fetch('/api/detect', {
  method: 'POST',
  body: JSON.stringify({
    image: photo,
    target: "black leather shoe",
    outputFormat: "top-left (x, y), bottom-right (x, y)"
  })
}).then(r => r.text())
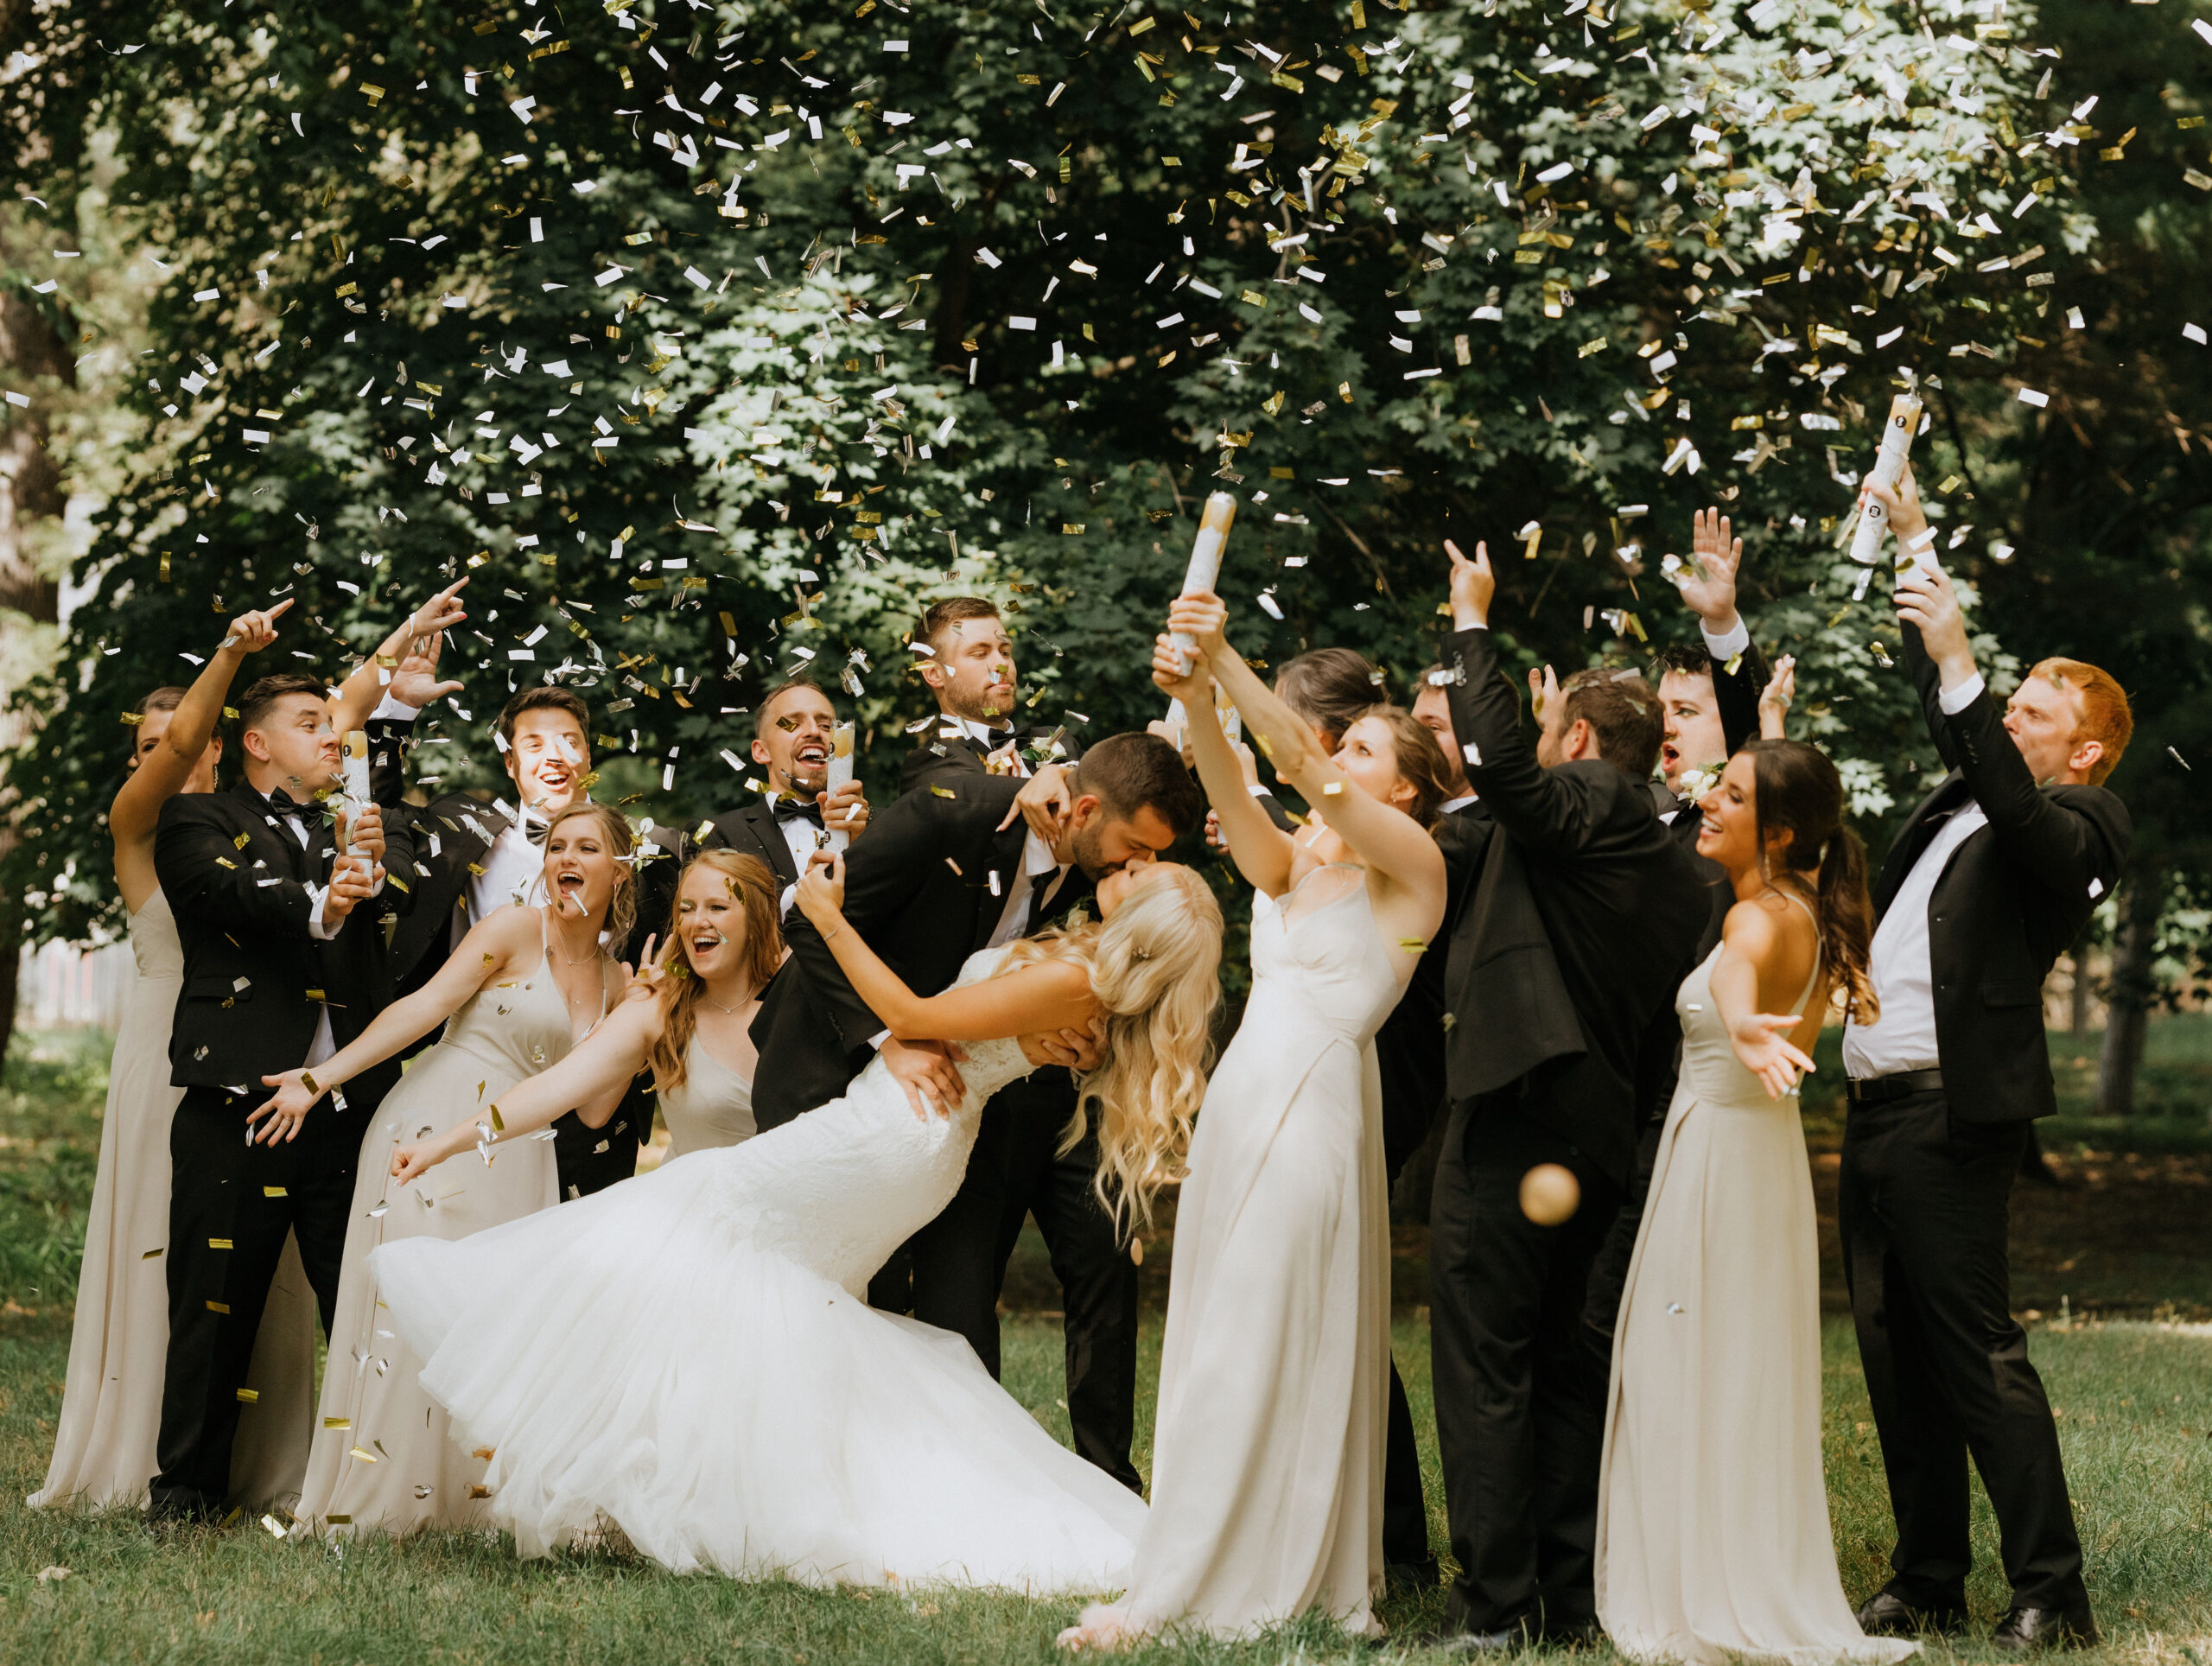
top-left (1853, 1592), bottom-right (1968, 1636)
top-left (1386, 1557), bottom-right (1441, 1593)
top-left (1992, 1605), bottom-right (2099, 1651)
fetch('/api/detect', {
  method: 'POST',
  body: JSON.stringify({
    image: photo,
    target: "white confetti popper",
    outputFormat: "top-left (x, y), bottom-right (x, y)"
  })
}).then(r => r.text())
top-left (1168, 493), bottom-right (1238, 676)
top-left (826, 720), bottom-right (856, 828)
top-left (338, 729), bottom-right (371, 855)
top-left (1847, 392), bottom-right (1925, 567)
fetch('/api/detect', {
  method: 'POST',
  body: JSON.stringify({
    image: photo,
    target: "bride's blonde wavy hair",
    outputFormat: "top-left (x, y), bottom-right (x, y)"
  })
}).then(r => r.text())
top-left (1003, 862), bottom-right (1224, 1235)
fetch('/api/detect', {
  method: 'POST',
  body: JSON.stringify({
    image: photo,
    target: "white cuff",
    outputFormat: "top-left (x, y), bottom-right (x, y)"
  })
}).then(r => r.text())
top-left (370, 693), bottom-right (423, 723)
top-left (1249, 783), bottom-right (1274, 799)
top-left (1700, 616), bottom-right (1751, 664)
top-left (869, 1029), bottom-right (891, 1050)
top-left (1937, 671), bottom-right (1986, 715)
top-left (778, 881), bottom-right (799, 918)
top-left (307, 883), bottom-right (334, 940)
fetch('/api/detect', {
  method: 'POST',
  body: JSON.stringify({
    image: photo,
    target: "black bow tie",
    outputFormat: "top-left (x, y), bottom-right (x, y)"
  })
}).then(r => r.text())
top-left (773, 797), bottom-right (824, 827)
top-left (522, 817), bottom-right (550, 847)
top-left (266, 789), bottom-right (315, 817)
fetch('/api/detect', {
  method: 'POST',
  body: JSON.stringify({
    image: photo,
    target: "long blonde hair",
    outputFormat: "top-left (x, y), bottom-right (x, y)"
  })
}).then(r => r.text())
top-left (1006, 863), bottom-right (1224, 1234)
top-left (647, 848), bottom-right (783, 1096)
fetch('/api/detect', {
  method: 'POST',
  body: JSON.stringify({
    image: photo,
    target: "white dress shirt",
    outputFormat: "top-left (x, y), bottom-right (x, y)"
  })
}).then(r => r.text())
top-left (1842, 671), bottom-right (1990, 1080)
top-left (266, 793), bottom-right (349, 1068)
top-left (460, 811), bottom-right (547, 947)
top-left (1440, 792), bottom-right (1478, 816)
top-left (768, 791), bottom-right (850, 919)
top-left (987, 830), bottom-right (1071, 949)
top-left (947, 715), bottom-right (1029, 777)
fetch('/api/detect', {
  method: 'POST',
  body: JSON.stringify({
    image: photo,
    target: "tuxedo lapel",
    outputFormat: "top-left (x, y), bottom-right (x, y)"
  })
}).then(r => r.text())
top-left (972, 823), bottom-right (1030, 953)
top-left (1874, 773), bottom-right (1972, 916)
top-left (722, 802), bottom-right (801, 888)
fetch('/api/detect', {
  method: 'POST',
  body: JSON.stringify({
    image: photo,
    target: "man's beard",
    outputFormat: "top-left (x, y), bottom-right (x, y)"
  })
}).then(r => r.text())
top-left (1068, 817), bottom-right (1110, 881)
top-left (779, 760), bottom-right (829, 798)
top-left (942, 677), bottom-right (1014, 727)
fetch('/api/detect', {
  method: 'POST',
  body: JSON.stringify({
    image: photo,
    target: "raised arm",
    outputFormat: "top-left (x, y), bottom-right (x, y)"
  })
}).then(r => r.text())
top-left (111, 601), bottom-right (293, 856)
top-left (795, 855), bottom-right (1095, 1043)
top-left (390, 995), bottom-right (663, 1182)
top-left (1440, 541), bottom-right (1618, 853)
top-left (249, 903), bottom-right (537, 1142)
top-left (328, 581), bottom-right (469, 740)
top-left (1670, 507), bottom-right (1768, 756)
top-left (1166, 593), bottom-right (1446, 908)
top-left (1149, 627), bottom-right (1298, 897)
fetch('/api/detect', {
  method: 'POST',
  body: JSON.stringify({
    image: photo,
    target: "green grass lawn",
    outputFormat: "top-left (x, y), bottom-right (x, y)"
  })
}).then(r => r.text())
top-left (4, 1029), bottom-right (2210, 1663)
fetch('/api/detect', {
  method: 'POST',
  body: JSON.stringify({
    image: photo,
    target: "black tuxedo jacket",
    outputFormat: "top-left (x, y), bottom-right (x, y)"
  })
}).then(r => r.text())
top-left (1376, 804), bottom-right (1495, 1177)
top-left (1440, 627), bottom-right (1708, 1184)
top-left (155, 780), bottom-right (416, 1103)
top-left (748, 773), bottom-right (1094, 1131)
top-left (899, 722), bottom-right (1077, 793)
top-left (1869, 622), bottom-right (2131, 1122)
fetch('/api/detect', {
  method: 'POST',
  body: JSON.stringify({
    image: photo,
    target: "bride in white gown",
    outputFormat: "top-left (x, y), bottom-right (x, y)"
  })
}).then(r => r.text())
top-left (371, 846), bottom-right (1222, 1590)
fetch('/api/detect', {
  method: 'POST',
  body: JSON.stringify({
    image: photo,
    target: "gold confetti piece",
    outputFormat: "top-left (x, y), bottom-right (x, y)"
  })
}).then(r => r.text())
top-left (467, 1484), bottom-right (493, 1500)
top-left (235, 1388), bottom-right (259, 1402)
top-left (1398, 938), bottom-right (1428, 953)
top-left (264, 1186), bottom-right (288, 1197)
top-left (324, 1416), bottom-right (352, 1429)
top-left (261, 1513), bottom-right (289, 1539)
top-left (349, 1446), bottom-right (379, 1463)
top-left (327, 1514), bottom-right (352, 1525)
top-left (143, 1248), bottom-right (163, 1259)
top-left (207, 1300), bottom-right (230, 1313)
top-left (472, 1446), bottom-right (495, 1460)
top-left (208, 1237), bottom-right (232, 1250)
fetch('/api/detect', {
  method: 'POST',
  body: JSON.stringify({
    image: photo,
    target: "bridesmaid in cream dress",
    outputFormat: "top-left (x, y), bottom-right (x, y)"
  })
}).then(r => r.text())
top-left (29, 583), bottom-right (464, 1514)
top-left (1599, 741), bottom-right (1916, 1666)
top-left (257, 803), bottom-right (634, 1536)
top-left (1059, 593), bottom-right (1449, 1648)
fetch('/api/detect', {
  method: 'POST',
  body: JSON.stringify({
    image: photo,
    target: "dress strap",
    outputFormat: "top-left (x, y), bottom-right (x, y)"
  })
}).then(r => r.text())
top-left (1777, 887), bottom-right (1822, 1014)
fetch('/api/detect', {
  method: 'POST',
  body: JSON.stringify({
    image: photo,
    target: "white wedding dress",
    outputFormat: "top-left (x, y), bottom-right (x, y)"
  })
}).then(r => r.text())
top-left (371, 945), bottom-right (1145, 1589)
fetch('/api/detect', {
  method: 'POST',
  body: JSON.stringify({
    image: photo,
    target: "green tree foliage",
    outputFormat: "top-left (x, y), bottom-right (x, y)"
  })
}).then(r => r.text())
top-left (0, 0), bottom-right (2146, 949)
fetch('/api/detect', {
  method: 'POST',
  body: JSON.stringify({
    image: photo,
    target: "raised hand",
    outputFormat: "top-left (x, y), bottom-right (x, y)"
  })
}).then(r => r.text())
top-left (1863, 462), bottom-right (1930, 557)
top-left (221, 597), bottom-right (296, 656)
top-left (1758, 655), bottom-right (1797, 741)
top-left (1729, 1010), bottom-right (1817, 1100)
top-left (1164, 590), bottom-right (1230, 658)
top-left (1151, 633), bottom-right (1211, 705)
top-left (407, 578), bottom-right (469, 645)
top-left (1673, 508), bottom-right (1744, 630)
top-left (1526, 662), bottom-right (1563, 728)
top-left (819, 779), bottom-right (869, 835)
top-left (1893, 555), bottom-right (1976, 684)
top-left (386, 630), bottom-right (462, 709)
top-left (1446, 538), bottom-right (1493, 630)
top-left (999, 761), bottom-right (1074, 841)
top-left (340, 802), bottom-right (387, 867)
top-left (620, 934), bottom-right (668, 1003)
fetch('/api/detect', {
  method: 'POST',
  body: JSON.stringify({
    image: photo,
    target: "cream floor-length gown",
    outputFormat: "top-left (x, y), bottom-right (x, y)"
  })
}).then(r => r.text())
top-left (1083, 865), bottom-right (1404, 1641)
top-left (29, 887), bottom-right (318, 1512)
top-left (1598, 901), bottom-right (1920, 1666)
top-left (299, 908), bottom-right (601, 1536)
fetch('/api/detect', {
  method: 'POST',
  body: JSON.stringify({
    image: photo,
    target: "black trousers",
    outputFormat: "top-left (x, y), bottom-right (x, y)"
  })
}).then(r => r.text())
top-left (151, 1085), bottom-right (358, 1517)
top-left (1430, 1092), bottom-right (1623, 1634)
top-left (1580, 1113), bottom-right (1664, 1356)
top-left (1382, 1354), bottom-right (1433, 1571)
top-left (1840, 1091), bottom-right (2088, 1612)
top-left (868, 1074), bottom-right (1141, 1492)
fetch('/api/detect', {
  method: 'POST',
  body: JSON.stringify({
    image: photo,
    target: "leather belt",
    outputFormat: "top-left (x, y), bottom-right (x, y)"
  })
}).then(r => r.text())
top-left (1847, 1068), bottom-right (1945, 1106)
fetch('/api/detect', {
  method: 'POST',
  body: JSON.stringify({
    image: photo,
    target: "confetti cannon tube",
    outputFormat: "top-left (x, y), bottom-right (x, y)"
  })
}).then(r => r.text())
top-left (337, 729), bottom-right (371, 855)
top-left (1169, 493), bottom-right (1238, 675)
top-left (826, 721), bottom-right (857, 827)
top-left (1847, 392), bottom-right (1924, 566)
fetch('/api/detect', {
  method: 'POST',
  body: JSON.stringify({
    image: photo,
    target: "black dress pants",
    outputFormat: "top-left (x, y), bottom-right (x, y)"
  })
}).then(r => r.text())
top-left (1382, 1354), bottom-right (1433, 1571)
top-left (991, 1071), bottom-right (1141, 1493)
top-left (1580, 1113), bottom-right (1664, 1356)
top-left (151, 1086), bottom-right (358, 1517)
top-left (1840, 1091), bottom-right (2088, 1612)
top-left (1430, 1092), bottom-right (1623, 1635)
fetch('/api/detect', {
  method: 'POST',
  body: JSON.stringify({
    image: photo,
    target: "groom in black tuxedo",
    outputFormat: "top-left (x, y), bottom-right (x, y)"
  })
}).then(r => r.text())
top-left (1427, 543), bottom-right (1707, 1647)
top-left (749, 731), bottom-right (1203, 1472)
top-left (149, 673), bottom-right (417, 1519)
top-left (1841, 480), bottom-right (2128, 1651)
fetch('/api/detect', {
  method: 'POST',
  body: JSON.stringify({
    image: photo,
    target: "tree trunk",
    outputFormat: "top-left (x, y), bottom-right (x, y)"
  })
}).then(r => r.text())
top-left (2068, 931), bottom-right (2094, 1037)
top-left (2094, 869), bottom-right (2162, 1117)
top-left (0, 232), bottom-right (79, 1066)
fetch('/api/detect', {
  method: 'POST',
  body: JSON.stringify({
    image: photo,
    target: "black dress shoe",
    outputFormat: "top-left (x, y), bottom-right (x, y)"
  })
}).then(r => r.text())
top-left (1386, 1557), bottom-right (1441, 1593)
top-left (1854, 1592), bottom-right (1968, 1636)
top-left (1992, 1604), bottom-right (2099, 1652)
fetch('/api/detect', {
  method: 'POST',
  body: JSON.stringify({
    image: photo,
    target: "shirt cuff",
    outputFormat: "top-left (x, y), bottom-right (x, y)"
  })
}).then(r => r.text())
top-left (778, 881), bottom-right (799, 918)
top-left (1249, 783), bottom-right (1274, 799)
top-left (869, 1030), bottom-right (891, 1051)
top-left (1700, 616), bottom-right (1751, 664)
top-left (1937, 671), bottom-right (1986, 715)
top-left (306, 883), bottom-right (334, 941)
top-left (370, 693), bottom-right (423, 723)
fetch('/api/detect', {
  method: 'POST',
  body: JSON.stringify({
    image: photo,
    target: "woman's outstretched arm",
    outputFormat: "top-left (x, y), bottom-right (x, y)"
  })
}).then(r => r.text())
top-left (1151, 632), bottom-right (1299, 898)
top-left (390, 995), bottom-right (663, 1182)
top-left (796, 855), bottom-right (1096, 1044)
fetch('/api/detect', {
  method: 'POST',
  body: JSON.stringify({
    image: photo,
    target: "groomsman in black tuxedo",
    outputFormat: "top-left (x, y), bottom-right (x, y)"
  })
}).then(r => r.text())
top-left (1426, 542), bottom-right (1707, 1648)
top-left (367, 665), bottom-right (640, 1198)
top-left (149, 674), bottom-right (417, 1519)
top-left (750, 731), bottom-right (1202, 1489)
top-left (1582, 511), bottom-right (1778, 1350)
top-left (1841, 474), bottom-right (2129, 1651)
top-left (633, 675), bottom-right (872, 932)
top-left (899, 595), bottom-right (1075, 789)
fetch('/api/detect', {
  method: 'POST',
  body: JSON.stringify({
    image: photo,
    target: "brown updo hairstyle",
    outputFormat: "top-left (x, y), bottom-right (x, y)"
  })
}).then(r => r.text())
top-left (1275, 647), bottom-right (1386, 751)
top-left (537, 801), bottom-right (639, 951)
top-left (1741, 738), bottom-right (1878, 1025)
top-left (1350, 703), bottom-right (1458, 829)
top-left (645, 848), bottom-right (783, 1095)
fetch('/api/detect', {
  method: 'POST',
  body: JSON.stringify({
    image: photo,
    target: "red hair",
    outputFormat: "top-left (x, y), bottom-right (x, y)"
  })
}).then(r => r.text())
top-left (2026, 658), bottom-right (2132, 785)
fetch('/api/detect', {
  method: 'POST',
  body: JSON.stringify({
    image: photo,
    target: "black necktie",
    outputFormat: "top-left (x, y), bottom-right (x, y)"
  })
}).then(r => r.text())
top-left (773, 797), bottom-right (824, 829)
